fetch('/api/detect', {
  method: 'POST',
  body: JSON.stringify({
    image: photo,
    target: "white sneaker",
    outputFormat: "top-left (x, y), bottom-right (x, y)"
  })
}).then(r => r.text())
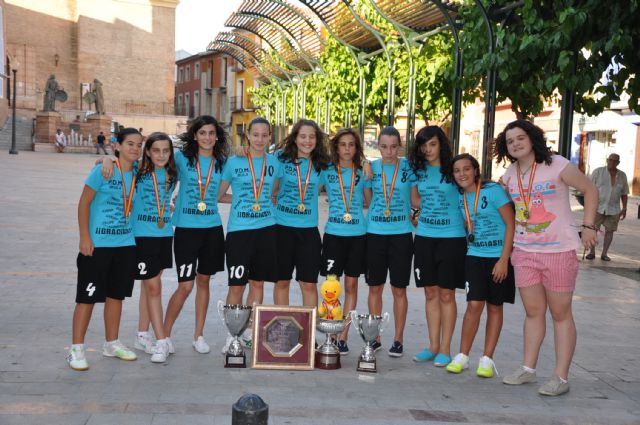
top-left (446, 353), bottom-right (469, 374)
top-left (67, 346), bottom-right (89, 371)
top-left (134, 332), bottom-right (155, 354)
top-left (103, 340), bottom-right (137, 361)
top-left (192, 336), bottom-right (210, 354)
top-left (241, 328), bottom-right (253, 349)
top-left (166, 337), bottom-right (175, 355)
top-left (222, 333), bottom-right (234, 355)
top-left (151, 340), bottom-right (169, 363)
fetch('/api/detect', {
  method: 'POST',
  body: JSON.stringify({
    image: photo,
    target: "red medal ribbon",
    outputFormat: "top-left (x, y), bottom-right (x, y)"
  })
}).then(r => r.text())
top-left (516, 161), bottom-right (537, 219)
top-left (381, 160), bottom-right (399, 212)
top-left (295, 158), bottom-right (313, 206)
top-left (247, 151), bottom-right (267, 206)
top-left (151, 170), bottom-right (169, 226)
top-left (462, 182), bottom-right (481, 238)
top-left (115, 159), bottom-right (136, 223)
top-left (196, 157), bottom-right (214, 206)
top-left (336, 163), bottom-right (356, 215)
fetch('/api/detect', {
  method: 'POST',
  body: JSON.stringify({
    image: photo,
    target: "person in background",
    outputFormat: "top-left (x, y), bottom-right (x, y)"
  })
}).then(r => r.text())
top-left (55, 129), bottom-right (66, 153)
top-left (96, 131), bottom-right (108, 155)
top-left (586, 153), bottom-right (628, 261)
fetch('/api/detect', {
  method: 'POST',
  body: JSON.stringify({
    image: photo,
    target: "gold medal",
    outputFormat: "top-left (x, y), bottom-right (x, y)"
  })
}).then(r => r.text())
top-left (383, 209), bottom-right (391, 217)
top-left (157, 220), bottom-right (165, 229)
top-left (516, 161), bottom-right (537, 223)
top-left (252, 203), bottom-right (261, 212)
top-left (298, 203), bottom-right (306, 212)
top-left (343, 213), bottom-right (352, 222)
top-left (196, 157), bottom-right (214, 214)
top-left (295, 159), bottom-right (313, 215)
top-left (115, 159), bottom-right (136, 225)
top-left (381, 160), bottom-right (399, 220)
top-left (523, 210), bottom-right (530, 220)
top-left (336, 162), bottom-right (356, 226)
top-left (197, 201), bottom-right (207, 212)
top-left (151, 170), bottom-right (170, 230)
top-left (247, 151), bottom-right (267, 212)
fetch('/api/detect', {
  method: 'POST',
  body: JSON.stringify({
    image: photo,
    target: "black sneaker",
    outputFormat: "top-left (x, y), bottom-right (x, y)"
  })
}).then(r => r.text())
top-left (337, 340), bottom-right (349, 355)
top-left (388, 341), bottom-right (403, 357)
top-left (371, 341), bottom-right (382, 352)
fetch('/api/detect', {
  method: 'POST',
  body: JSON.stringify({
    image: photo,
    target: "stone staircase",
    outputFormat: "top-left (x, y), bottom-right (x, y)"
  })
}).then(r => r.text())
top-left (0, 115), bottom-right (34, 151)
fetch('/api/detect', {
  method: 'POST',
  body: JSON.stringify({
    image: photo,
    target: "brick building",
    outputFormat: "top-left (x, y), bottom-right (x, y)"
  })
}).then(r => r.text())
top-left (4, 0), bottom-right (179, 117)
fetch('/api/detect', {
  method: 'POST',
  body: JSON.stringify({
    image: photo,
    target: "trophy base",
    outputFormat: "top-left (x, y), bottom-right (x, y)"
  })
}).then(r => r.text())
top-left (224, 353), bottom-right (246, 368)
top-left (357, 358), bottom-right (377, 373)
top-left (315, 350), bottom-right (341, 370)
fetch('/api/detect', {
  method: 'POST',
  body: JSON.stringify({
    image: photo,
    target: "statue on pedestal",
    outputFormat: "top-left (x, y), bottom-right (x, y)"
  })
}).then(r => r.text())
top-left (43, 75), bottom-right (67, 112)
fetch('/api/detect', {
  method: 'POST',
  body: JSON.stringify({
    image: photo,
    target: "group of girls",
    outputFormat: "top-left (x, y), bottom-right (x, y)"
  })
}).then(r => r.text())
top-left (68, 116), bottom-right (597, 398)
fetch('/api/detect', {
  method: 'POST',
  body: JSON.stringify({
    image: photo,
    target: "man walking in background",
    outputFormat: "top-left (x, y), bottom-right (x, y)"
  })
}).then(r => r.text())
top-left (586, 153), bottom-right (628, 261)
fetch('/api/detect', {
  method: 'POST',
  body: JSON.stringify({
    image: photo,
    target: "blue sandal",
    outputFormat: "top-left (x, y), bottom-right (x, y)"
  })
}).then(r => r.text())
top-left (413, 348), bottom-right (436, 362)
top-left (434, 353), bottom-right (452, 367)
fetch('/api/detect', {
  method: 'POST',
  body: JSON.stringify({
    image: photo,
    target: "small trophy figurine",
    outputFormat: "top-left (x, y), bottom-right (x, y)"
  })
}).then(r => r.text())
top-left (315, 275), bottom-right (345, 370)
top-left (217, 300), bottom-right (252, 368)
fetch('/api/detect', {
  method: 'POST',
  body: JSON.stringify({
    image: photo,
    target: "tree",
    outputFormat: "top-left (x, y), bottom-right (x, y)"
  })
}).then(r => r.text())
top-left (457, 0), bottom-right (640, 119)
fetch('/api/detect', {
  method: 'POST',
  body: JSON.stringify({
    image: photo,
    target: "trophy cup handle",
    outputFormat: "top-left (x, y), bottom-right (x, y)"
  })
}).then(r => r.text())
top-left (216, 300), bottom-right (226, 325)
top-left (349, 310), bottom-right (359, 334)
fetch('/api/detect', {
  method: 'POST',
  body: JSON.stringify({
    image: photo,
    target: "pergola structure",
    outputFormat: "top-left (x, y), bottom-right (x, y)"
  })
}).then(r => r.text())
top-left (207, 0), bottom-right (578, 178)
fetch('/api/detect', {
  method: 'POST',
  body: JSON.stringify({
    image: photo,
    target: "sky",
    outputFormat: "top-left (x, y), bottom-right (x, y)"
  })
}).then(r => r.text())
top-left (175, 0), bottom-right (243, 54)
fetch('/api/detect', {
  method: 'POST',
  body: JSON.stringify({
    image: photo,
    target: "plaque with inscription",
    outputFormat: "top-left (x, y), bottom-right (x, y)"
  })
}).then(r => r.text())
top-left (251, 305), bottom-right (316, 370)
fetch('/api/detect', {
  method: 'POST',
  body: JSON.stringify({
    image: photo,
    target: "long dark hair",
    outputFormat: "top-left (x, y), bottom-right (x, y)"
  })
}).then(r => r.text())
top-left (329, 128), bottom-right (365, 169)
top-left (138, 132), bottom-right (177, 187)
top-left (493, 119), bottom-right (553, 166)
top-left (450, 153), bottom-right (483, 193)
top-left (278, 119), bottom-right (329, 172)
top-left (114, 127), bottom-right (142, 158)
top-left (180, 115), bottom-right (229, 171)
top-left (409, 126), bottom-right (453, 182)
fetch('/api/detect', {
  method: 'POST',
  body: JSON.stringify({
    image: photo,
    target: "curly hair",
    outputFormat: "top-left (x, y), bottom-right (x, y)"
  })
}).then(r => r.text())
top-left (409, 125), bottom-right (453, 182)
top-left (138, 132), bottom-right (177, 187)
top-left (277, 119), bottom-right (329, 172)
top-left (179, 115), bottom-right (229, 172)
top-left (329, 128), bottom-right (365, 169)
top-left (493, 119), bottom-right (552, 166)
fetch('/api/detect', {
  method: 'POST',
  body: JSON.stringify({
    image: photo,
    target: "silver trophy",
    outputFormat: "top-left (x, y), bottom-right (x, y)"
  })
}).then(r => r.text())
top-left (350, 310), bottom-right (390, 373)
top-left (217, 300), bottom-right (252, 368)
top-left (315, 318), bottom-right (346, 370)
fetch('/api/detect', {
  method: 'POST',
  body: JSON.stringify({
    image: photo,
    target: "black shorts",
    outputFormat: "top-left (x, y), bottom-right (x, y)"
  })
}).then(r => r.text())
top-left (321, 233), bottom-right (366, 278)
top-left (414, 235), bottom-right (467, 290)
top-left (76, 246), bottom-right (137, 304)
top-left (135, 236), bottom-right (173, 280)
top-left (276, 224), bottom-right (321, 283)
top-left (173, 226), bottom-right (225, 282)
top-left (365, 233), bottom-right (413, 288)
top-left (226, 225), bottom-right (278, 286)
top-left (464, 255), bottom-right (515, 305)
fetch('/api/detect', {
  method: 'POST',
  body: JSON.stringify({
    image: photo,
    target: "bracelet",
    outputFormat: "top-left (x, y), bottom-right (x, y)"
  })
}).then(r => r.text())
top-left (581, 224), bottom-right (597, 231)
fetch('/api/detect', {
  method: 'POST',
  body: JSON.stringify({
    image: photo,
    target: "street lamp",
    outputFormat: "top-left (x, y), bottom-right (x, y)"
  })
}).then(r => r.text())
top-left (9, 66), bottom-right (18, 155)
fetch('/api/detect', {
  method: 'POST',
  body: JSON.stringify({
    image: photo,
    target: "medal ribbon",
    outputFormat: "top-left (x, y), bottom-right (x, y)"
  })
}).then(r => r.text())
top-left (151, 170), bottom-right (169, 226)
top-left (462, 182), bottom-right (481, 237)
top-left (336, 163), bottom-right (356, 215)
top-left (516, 161), bottom-right (537, 218)
top-left (196, 157), bottom-right (214, 206)
top-left (295, 159), bottom-right (313, 206)
top-left (115, 159), bottom-right (136, 222)
top-left (381, 160), bottom-right (400, 212)
top-left (247, 151), bottom-right (267, 206)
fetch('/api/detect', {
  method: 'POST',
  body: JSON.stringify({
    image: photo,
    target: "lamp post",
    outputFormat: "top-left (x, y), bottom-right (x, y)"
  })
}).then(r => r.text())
top-left (9, 68), bottom-right (18, 155)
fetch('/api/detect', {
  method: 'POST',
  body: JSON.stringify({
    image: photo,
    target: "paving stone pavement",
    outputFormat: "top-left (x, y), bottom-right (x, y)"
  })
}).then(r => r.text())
top-left (1, 152), bottom-right (638, 425)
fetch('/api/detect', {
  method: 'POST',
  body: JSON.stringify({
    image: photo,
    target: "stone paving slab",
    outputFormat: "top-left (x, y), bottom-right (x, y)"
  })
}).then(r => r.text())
top-left (0, 152), bottom-right (638, 424)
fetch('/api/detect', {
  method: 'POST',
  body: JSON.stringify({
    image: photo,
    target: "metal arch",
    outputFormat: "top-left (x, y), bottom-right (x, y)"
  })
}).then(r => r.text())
top-left (226, 13), bottom-right (313, 72)
top-left (474, 0), bottom-right (497, 180)
top-left (431, 0), bottom-right (463, 154)
top-left (206, 42), bottom-right (270, 83)
top-left (208, 41), bottom-right (279, 83)
top-left (232, 12), bottom-right (318, 73)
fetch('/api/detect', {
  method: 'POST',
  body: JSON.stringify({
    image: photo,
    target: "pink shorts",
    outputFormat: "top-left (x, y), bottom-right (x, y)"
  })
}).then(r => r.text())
top-left (511, 248), bottom-right (578, 293)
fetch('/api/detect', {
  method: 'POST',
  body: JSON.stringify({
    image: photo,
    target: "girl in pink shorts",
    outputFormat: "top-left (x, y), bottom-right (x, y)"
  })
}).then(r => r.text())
top-left (494, 120), bottom-right (597, 396)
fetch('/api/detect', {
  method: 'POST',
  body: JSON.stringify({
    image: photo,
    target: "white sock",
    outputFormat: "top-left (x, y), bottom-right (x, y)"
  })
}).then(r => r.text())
top-left (105, 339), bottom-right (117, 345)
top-left (71, 343), bottom-right (84, 351)
top-left (558, 376), bottom-right (568, 383)
top-left (523, 365), bottom-right (536, 373)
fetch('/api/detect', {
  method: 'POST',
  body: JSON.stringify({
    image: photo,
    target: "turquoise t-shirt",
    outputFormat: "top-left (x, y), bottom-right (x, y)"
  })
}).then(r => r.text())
top-left (222, 154), bottom-right (280, 232)
top-left (84, 164), bottom-right (136, 248)
top-left (275, 157), bottom-right (323, 228)
top-left (321, 164), bottom-right (366, 236)
top-left (457, 182), bottom-right (511, 258)
top-left (171, 150), bottom-right (223, 228)
top-left (415, 165), bottom-right (466, 238)
top-left (365, 158), bottom-right (416, 235)
top-left (132, 168), bottom-right (175, 237)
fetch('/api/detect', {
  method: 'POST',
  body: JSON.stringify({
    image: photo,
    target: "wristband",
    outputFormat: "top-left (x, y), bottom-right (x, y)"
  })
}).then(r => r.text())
top-left (581, 224), bottom-right (597, 231)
